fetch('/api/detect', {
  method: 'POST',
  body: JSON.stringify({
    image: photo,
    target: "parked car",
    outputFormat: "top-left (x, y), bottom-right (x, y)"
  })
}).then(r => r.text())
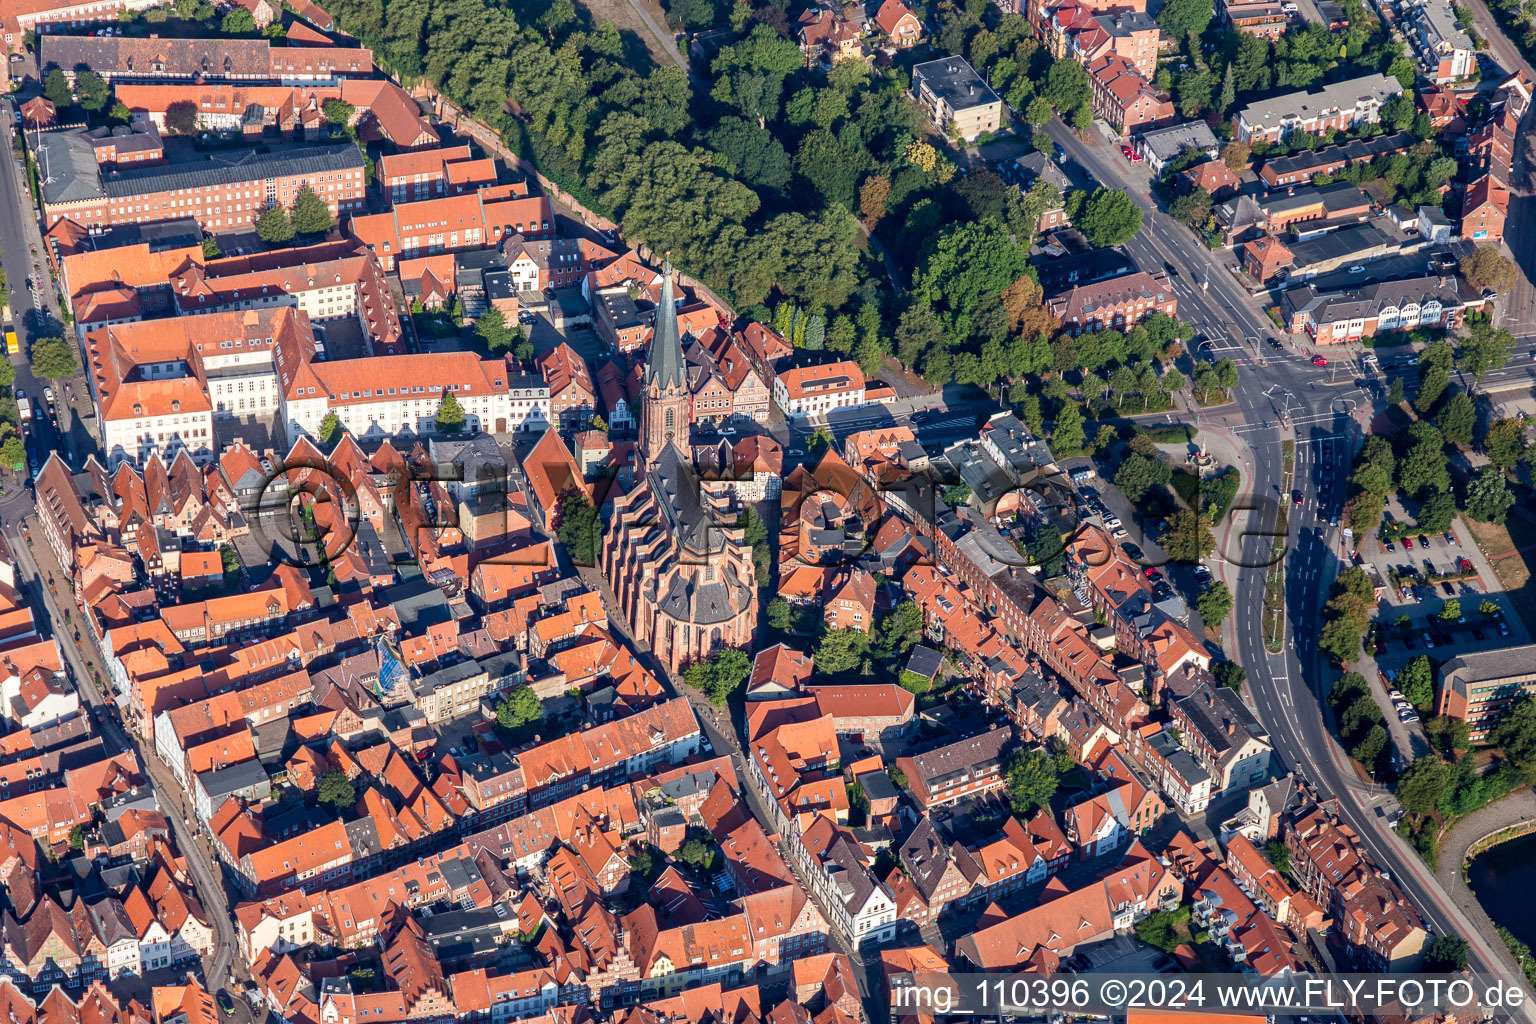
top-left (1445, 531), bottom-right (1457, 545)
top-left (1404, 537), bottom-right (1413, 549)
top-left (1458, 556), bottom-right (1474, 573)
top-left (1419, 534), bottom-right (1431, 548)
top-left (1441, 581), bottom-right (1456, 596)
top-left (1472, 627), bottom-right (1485, 640)
top-left (1499, 621), bottom-right (1511, 636)
top-left (1123, 542), bottom-right (1144, 560)
top-left (1423, 633), bottom-right (1435, 648)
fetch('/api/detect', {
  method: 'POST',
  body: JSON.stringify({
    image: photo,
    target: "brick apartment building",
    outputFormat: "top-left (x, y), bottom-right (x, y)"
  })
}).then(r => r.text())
top-left (1437, 645), bottom-right (1536, 741)
top-left (538, 342), bottom-right (597, 429)
top-left (40, 36), bottom-right (373, 83)
top-left (1258, 131), bottom-right (1415, 188)
top-left (1087, 54), bottom-right (1173, 135)
top-left (36, 136), bottom-right (365, 232)
top-left (1045, 270), bottom-right (1176, 334)
top-left (377, 144), bottom-right (498, 205)
top-left (348, 191), bottom-right (553, 270)
top-left (1460, 173), bottom-right (1508, 242)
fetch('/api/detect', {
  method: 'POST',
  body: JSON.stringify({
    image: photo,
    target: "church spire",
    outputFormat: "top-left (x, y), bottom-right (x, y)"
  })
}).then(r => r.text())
top-left (644, 259), bottom-right (686, 394)
top-left (639, 259), bottom-right (692, 462)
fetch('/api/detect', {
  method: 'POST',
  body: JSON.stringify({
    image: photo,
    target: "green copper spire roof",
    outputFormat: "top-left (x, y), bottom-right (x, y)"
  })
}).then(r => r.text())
top-left (644, 260), bottom-right (687, 393)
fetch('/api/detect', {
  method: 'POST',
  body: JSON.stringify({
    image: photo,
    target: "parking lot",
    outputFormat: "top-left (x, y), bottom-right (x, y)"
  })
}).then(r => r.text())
top-left (1074, 934), bottom-right (1181, 974)
top-left (1347, 501), bottom-right (1531, 758)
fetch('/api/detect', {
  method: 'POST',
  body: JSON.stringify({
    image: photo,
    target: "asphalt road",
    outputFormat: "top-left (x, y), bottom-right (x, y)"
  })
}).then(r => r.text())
top-left (1042, 118), bottom-right (1536, 998)
top-left (0, 98), bottom-right (80, 476)
top-left (7, 520), bottom-right (243, 996)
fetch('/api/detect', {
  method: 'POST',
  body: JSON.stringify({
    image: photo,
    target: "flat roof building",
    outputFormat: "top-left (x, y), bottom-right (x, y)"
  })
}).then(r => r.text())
top-left (910, 57), bottom-right (1003, 141)
top-left (1437, 643), bottom-right (1536, 741)
top-left (1233, 73), bottom-right (1402, 144)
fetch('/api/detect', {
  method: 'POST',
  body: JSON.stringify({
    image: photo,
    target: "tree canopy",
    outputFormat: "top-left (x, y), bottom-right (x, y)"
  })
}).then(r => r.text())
top-left (435, 391), bottom-right (466, 433)
top-left (29, 337), bottom-right (79, 381)
top-left (1073, 188), bottom-right (1143, 247)
top-left (683, 648), bottom-right (751, 706)
top-left (291, 187), bottom-right (335, 235)
top-left (317, 769), bottom-right (357, 813)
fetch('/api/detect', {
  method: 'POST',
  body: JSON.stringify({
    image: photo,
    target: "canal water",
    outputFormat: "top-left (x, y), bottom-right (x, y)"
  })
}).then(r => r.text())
top-left (1466, 830), bottom-right (1536, 949)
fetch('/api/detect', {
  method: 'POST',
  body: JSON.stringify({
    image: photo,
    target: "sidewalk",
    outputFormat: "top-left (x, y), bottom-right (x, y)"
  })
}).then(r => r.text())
top-left (1434, 787), bottom-right (1536, 950)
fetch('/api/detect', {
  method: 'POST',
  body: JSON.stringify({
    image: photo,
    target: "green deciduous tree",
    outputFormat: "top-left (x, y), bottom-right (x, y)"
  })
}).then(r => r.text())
top-left (1076, 188), bottom-right (1143, 247)
top-left (875, 601), bottom-right (923, 659)
top-left (0, 437), bottom-right (24, 472)
top-left (1197, 580), bottom-right (1233, 624)
top-left (1485, 418), bottom-right (1530, 470)
top-left (1398, 423), bottom-right (1449, 496)
top-left (682, 648), bottom-right (751, 706)
top-left (1436, 391), bottom-right (1475, 445)
top-left (1416, 491), bottom-right (1456, 534)
top-left (1052, 401), bottom-right (1085, 452)
top-left (1464, 465), bottom-right (1514, 524)
top-left (1161, 509), bottom-right (1214, 563)
top-left (1396, 755), bottom-right (1452, 816)
top-left (1352, 723), bottom-right (1388, 772)
top-left (1493, 693), bottom-right (1536, 772)
top-left (1460, 246), bottom-right (1518, 294)
top-left (317, 769), bottom-right (357, 813)
top-left (557, 491), bottom-right (600, 565)
top-left (1158, 0), bottom-right (1214, 42)
top-left (435, 391), bottom-right (466, 433)
top-left (318, 410), bottom-right (344, 445)
top-left (1115, 452), bottom-right (1171, 502)
top-left (44, 70), bottom-right (72, 108)
top-left (1423, 935), bottom-right (1470, 972)
top-left (28, 337), bottom-right (78, 381)
top-left (1460, 316), bottom-right (1514, 384)
top-left (291, 186), bottom-right (335, 236)
top-left (256, 204), bottom-right (295, 246)
top-left (1212, 659), bottom-right (1246, 691)
top-left (1400, 654), bottom-right (1435, 708)
top-left (1005, 748), bottom-right (1058, 816)
top-left (1043, 59), bottom-right (1091, 112)
top-left (474, 308), bottom-right (518, 353)
top-left (75, 70), bottom-right (110, 113)
top-left (912, 220), bottom-right (1029, 344)
top-left (815, 627), bottom-right (871, 676)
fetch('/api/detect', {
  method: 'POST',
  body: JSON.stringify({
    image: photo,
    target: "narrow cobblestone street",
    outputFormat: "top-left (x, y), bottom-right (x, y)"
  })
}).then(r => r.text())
top-left (6, 518), bottom-right (246, 997)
